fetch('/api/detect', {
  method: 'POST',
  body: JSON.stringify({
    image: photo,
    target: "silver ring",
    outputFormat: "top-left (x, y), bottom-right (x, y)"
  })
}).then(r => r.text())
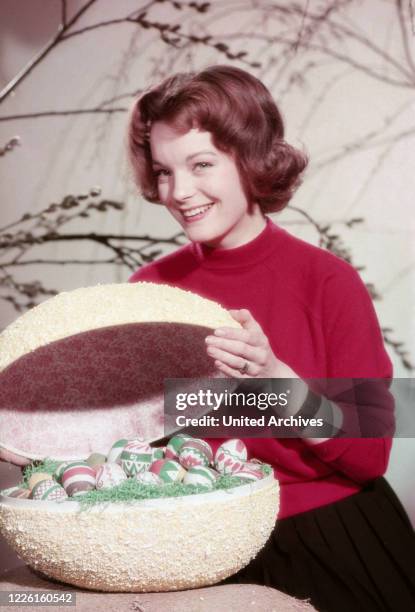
top-left (240, 361), bottom-right (249, 375)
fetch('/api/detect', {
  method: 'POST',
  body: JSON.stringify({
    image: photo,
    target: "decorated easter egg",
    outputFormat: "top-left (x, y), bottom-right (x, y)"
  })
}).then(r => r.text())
top-left (183, 466), bottom-right (218, 488)
top-left (107, 438), bottom-right (128, 464)
top-left (86, 453), bottom-right (107, 470)
top-left (135, 471), bottom-right (162, 485)
top-left (54, 462), bottom-right (70, 483)
top-left (149, 459), bottom-right (186, 483)
top-left (165, 434), bottom-right (192, 460)
top-left (120, 439), bottom-right (153, 476)
top-left (28, 472), bottom-right (52, 490)
top-left (215, 440), bottom-right (247, 475)
top-left (234, 463), bottom-right (264, 481)
top-left (62, 461), bottom-right (96, 496)
top-left (95, 463), bottom-right (127, 490)
top-left (4, 487), bottom-right (31, 499)
top-left (151, 447), bottom-right (165, 461)
top-left (31, 479), bottom-right (68, 501)
top-left (178, 439), bottom-right (213, 469)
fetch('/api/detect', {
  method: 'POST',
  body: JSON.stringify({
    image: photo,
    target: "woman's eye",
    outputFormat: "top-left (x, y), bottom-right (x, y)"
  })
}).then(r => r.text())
top-left (194, 162), bottom-right (212, 170)
top-left (153, 169), bottom-right (170, 178)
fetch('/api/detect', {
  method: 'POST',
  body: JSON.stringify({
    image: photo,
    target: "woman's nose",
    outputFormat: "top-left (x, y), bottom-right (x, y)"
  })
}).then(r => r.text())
top-left (171, 171), bottom-right (195, 202)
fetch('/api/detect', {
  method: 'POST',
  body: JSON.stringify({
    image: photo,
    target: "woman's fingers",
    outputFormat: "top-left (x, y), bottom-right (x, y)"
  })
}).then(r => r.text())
top-left (214, 359), bottom-right (260, 378)
top-left (205, 335), bottom-right (263, 362)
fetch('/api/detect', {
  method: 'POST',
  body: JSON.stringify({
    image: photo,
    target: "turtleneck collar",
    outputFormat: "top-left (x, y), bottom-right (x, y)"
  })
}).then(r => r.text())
top-left (191, 216), bottom-right (281, 269)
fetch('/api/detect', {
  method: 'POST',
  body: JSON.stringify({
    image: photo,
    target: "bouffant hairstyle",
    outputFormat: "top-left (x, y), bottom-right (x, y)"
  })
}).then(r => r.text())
top-left (127, 65), bottom-right (308, 213)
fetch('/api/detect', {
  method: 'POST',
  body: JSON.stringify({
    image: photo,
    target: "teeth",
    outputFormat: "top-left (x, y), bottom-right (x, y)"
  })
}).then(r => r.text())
top-left (183, 203), bottom-right (213, 218)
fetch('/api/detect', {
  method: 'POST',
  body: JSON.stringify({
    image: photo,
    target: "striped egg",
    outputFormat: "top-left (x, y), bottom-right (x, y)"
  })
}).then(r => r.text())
top-left (5, 487), bottom-right (31, 499)
top-left (95, 463), bottom-right (127, 490)
top-left (107, 438), bottom-right (128, 464)
top-left (178, 439), bottom-right (213, 470)
top-left (62, 462), bottom-right (96, 496)
top-left (149, 459), bottom-right (186, 483)
top-left (183, 466), bottom-right (218, 488)
top-left (31, 479), bottom-right (68, 501)
top-left (165, 434), bottom-right (192, 460)
top-left (135, 471), bottom-right (162, 485)
top-left (54, 462), bottom-right (70, 484)
top-left (120, 439), bottom-right (153, 476)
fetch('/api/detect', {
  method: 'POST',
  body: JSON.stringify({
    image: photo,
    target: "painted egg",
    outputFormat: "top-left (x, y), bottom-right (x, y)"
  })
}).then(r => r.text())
top-left (4, 486), bottom-right (31, 499)
top-left (183, 466), bottom-right (218, 488)
top-left (107, 438), bottom-right (128, 464)
top-left (135, 471), bottom-right (162, 485)
top-left (151, 447), bottom-right (165, 461)
top-left (219, 439), bottom-right (247, 461)
top-left (28, 472), bottom-right (53, 490)
top-left (62, 461), bottom-right (96, 496)
top-left (149, 459), bottom-right (186, 483)
top-left (86, 453), bottom-right (107, 470)
top-left (120, 439), bottom-right (153, 476)
top-left (214, 440), bottom-right (247, 475)
top-left (31, 479), bottom-right (68, 501)
top-left (178, 439), bottom-right (213, 469)
top-left (234, 463), bottom-right (264, 481)
top-left (95, 463), bottom-right (127, 490)
top-left (54, 462), bottom-right (70, 483)
top-left (165, 434), bottom-right (192, 460)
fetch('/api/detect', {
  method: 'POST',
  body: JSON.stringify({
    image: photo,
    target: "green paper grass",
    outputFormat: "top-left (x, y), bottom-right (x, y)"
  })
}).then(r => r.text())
top-left (13, 460), bottom-right (272, 507)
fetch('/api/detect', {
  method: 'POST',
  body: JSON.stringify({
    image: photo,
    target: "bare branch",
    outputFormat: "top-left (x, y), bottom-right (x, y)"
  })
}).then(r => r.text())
top-left (0, 0), bottom-right (98, 104)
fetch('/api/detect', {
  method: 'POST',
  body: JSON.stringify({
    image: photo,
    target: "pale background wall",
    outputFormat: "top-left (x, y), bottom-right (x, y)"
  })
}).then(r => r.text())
top-left (0, 0), bottom-right (414, 571)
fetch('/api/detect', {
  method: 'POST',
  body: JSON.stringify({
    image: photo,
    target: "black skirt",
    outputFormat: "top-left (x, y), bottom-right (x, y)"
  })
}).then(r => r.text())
top-left (222, 477), bottom-right (415, 612)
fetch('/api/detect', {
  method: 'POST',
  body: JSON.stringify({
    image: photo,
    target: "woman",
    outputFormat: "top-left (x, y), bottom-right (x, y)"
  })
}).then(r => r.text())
top-left (127, 65), bottom-right (415, 611)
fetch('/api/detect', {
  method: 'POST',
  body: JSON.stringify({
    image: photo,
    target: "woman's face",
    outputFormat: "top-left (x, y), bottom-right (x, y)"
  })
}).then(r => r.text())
top-left (149, 121), bottom-right (265, 249)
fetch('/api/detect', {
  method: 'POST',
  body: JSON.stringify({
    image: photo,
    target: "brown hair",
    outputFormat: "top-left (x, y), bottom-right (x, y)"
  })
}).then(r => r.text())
top-left (127, 65), bottom-right (308, 213)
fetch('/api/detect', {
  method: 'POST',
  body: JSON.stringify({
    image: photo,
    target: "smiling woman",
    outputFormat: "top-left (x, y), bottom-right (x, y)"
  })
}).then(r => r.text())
top-left (149, 123), bottom-right (266, 249)
top-left (126, 65), bottom-right (415, 610)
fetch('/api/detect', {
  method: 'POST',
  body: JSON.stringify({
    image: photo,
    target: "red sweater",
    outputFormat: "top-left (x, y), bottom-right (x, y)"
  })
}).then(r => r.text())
top-left (129, 218), bottom-right (393, 518)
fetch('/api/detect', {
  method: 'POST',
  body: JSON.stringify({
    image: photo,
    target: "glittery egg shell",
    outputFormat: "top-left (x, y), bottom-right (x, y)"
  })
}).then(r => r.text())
top-left (165, 434), bottom-right (192, 460)
top-left (178, 439), bottom-right (213, 469)
top-left (183, 466), bottom-right (218, 488)
top-left (95, 463), bottom-right (127, 490)
top-left (135, 471), bottom-right (162, 485)
top-left (31, 479), bottom-right (68, 501)
top-left (149, 459), bottom-right (186, 483)
top-left (28, 472), bottom-right (52, 490)
top-left (214, 441), bottom-right (247, 475)
top-left (120, 439), bottom-right (153, 476)
top-left (107, 438), bottom-right (128, 464)
top-left (62, 462), bottom-right (96, 496)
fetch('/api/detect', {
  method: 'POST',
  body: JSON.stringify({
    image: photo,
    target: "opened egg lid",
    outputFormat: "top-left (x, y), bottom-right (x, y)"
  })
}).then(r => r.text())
top-left (0, 282), bottom-right (239, 463)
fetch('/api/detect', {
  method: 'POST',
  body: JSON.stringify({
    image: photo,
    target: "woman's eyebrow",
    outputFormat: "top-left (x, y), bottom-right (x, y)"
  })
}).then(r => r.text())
top-left (186, 151), bottom-right (218, 160)
top-left (152, 151), bottom-right (218, 166)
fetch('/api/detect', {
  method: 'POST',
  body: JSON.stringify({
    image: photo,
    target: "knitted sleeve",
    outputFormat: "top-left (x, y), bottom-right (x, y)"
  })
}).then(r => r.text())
top-left (306, 260), bottom-right (394, 484)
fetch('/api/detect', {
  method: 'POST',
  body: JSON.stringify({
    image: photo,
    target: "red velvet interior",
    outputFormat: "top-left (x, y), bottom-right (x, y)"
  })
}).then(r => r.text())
top-left (0, 323), bottom-right (216, 460)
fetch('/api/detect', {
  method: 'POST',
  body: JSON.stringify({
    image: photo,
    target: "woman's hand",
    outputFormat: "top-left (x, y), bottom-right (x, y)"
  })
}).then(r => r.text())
top-left (205, 308), bottom-right (296, 378)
